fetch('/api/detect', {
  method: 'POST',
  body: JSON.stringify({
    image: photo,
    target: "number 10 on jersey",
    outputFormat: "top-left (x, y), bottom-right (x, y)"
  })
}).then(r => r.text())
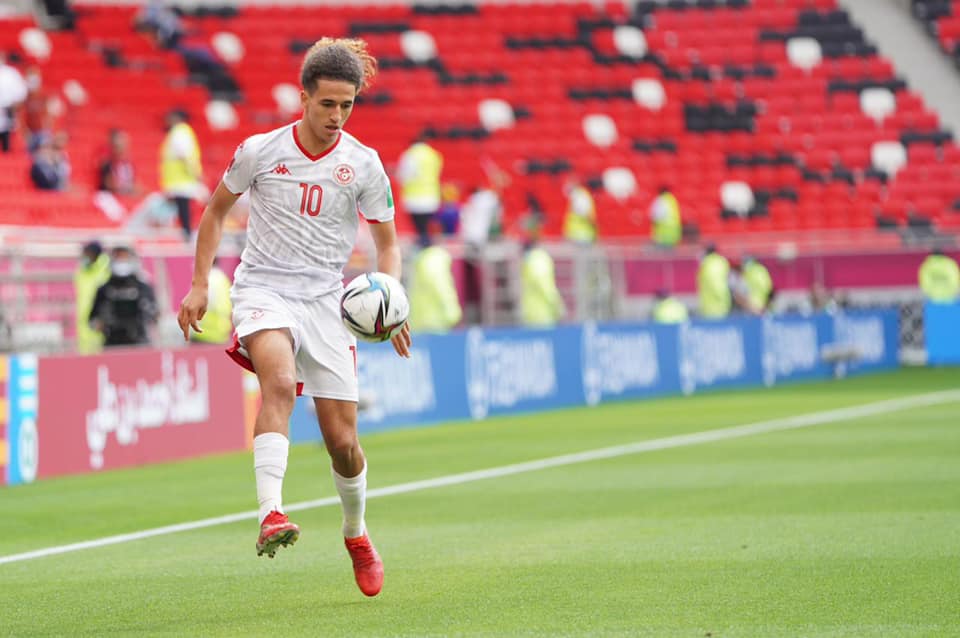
top-left (299, 182), bottom-right (323, 216)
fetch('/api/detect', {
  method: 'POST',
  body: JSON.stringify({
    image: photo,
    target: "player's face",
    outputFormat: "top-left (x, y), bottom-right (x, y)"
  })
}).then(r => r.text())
top-left (301, 79), bottom-right (357, 147)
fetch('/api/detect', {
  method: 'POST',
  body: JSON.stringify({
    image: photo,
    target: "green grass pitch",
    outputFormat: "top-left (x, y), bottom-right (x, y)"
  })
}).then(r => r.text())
top-left (1, 367), bottom-right (958, 637)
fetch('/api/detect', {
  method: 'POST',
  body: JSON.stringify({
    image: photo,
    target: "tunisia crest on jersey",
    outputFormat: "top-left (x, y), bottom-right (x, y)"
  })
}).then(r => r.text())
top-left (334, 164), bottom-right (355, 185)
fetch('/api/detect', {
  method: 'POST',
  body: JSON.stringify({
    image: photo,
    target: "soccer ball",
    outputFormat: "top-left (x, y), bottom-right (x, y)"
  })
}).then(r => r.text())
top-left (340, 272), bottom-right (410, 343)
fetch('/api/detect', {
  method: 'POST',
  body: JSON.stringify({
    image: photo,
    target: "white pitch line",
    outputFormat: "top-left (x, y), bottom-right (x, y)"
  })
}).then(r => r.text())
top-left (2, 388), bottom-right (958, 567)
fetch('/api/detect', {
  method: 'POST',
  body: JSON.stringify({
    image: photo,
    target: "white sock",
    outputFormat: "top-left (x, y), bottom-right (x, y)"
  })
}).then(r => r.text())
top-left (332, 463), bottom-right (367, 538)
top-left (254, 432), bottom-right (289, 524)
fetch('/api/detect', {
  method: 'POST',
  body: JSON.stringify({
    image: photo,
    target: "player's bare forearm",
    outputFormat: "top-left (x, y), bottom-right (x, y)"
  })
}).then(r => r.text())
top-left (191, 214), bottom-right (222, 289)
top-left (369, 220), bottom-right (402, 279)
top-left (191, 182), bottom-right (240, 288)
top-left (376, 244), bottom-right (402, 280)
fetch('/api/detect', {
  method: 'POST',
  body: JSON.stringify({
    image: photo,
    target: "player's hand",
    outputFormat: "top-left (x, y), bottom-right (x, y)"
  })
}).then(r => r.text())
top-left (177, 286), bottom-right (208, 342)
top-left (391, 322), bottom-right (411, 358)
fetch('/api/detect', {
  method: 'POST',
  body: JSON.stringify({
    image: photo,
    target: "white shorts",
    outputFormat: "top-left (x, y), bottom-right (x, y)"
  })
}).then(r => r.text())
top-left (227, 286), bottom-right (358, 401)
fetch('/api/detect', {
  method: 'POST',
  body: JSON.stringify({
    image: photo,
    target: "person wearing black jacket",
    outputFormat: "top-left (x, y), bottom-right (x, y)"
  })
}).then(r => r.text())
top-left (89, 246), bottom-right (158, 347)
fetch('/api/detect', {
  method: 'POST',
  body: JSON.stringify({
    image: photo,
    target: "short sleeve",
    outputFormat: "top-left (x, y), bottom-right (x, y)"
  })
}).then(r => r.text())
top-left (221, 137), bottom-right (258, 195)
top-left (357, 154), bottom-right (395, 223)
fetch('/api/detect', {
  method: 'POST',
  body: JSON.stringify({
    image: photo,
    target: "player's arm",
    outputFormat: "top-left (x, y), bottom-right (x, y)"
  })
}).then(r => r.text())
top-left (369, 220), bottom-right (401, 280)
top-left (177, 182), bottom-right (240, 340)
top-left (369, 220), bottom-right (411, 358)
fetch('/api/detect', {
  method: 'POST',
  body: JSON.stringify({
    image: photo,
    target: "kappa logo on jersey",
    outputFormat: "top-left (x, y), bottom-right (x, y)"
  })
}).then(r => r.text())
top-left (334, 164), bottom-right (355, 185)
top-left (273, 164), bottom-right (292, 175)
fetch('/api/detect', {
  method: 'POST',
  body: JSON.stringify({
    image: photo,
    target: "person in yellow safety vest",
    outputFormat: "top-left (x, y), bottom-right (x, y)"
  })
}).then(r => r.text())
top-left (918, 248), bottom-right (960, 303)
top-left (397, 135), bottom-right (443, 247)
top-left (697, 243), bottom-right (731, 319)
top-left (74, 240), bottom-right (111, 353)
top-left (521, 238), bottom-right (566, 327)
top-left (408, 238), bottom-right (462, 333)
top-left (742, 256), bottom-right (773, 313)
top-left (562, 179), bottom-right (597, 244)
top-left (651, 289), bottom-right (689, 324)
top-left (160, 109), bottom-right (203, 240)
top-left (191, 259), bottom-right (233, 344)
top-left (649, 185), bottom-right (682, 248)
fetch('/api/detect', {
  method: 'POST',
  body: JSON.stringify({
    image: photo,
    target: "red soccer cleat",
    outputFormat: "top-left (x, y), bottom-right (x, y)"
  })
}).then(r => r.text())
top-left (256, 510), bottom-right (300, 558)
top-left (344, 533), bottom-right (384, 596)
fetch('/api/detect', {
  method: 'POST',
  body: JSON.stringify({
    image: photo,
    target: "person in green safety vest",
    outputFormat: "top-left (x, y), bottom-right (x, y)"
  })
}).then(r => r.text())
top-left (697, 243), bottom-right (731, 319)
top-left (918, 248), bottom-right (960, 303)
top-left (408, 237), bottom-right (462, 333)
top-left (741, 256), bottom-right (773, 314)
top-left (73, 240), bottom-right (111, 353)
top-left (397, 135), bottom-right (443, 247)
top-left (160, 109), bottom-right (204, 240)
top-left (191, 259), bottom-right (233, 344)
top-left (562, 178), bottom-right (597, 244)
top-left (651, 288), bottom-right (689, 324)
top-left (649, 185), bottom-right (682, 248)
top-left (520, 228), bottom-right (565, 327)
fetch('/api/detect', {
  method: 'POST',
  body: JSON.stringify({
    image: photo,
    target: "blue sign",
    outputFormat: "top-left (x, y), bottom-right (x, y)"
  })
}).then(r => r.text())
top-left (6, 355), bottom-right (39, 486)
top-left (286, 310), bottom-right (901, 443)
top-left (925, 302), bottom-right (960, 365)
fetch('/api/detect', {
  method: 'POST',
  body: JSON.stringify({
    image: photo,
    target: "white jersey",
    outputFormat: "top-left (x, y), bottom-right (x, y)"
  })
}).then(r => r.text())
top-left (222, 123), bottom-right (394, 299)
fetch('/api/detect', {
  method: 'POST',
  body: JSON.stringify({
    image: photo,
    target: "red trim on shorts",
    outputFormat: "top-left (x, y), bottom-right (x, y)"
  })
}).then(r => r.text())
top-left (226, 335), bottom-right (304, 396)
top-left (292, 123), bottom-right (341, 162)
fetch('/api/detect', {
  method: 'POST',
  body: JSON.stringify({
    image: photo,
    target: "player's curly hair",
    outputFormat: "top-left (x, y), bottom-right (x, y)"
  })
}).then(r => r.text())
top-left (300, 38), bottom-right (377, 93)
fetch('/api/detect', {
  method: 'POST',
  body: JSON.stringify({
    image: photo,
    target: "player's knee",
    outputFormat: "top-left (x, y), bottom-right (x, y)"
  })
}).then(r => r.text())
top-left (325, 435), bottom-right (361, 465)
top-left (260, 371), bottom-right (298, 406)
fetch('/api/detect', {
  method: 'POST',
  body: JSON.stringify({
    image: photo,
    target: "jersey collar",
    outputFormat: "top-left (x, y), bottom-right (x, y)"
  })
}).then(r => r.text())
top-left (292, 123), bottom-right (341, 162)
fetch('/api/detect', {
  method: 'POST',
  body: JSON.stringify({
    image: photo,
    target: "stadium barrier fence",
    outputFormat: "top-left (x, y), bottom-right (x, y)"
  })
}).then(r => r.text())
top-left (0, 310), bottom-right (899, 486)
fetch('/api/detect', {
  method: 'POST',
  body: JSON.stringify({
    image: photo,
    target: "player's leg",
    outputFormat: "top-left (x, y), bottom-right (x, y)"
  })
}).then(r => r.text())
top-left (315, 398), bottom-right (365, 532)
top-left (245, 327), bottom-right (301, 557)
top-left (314, 397), bottom-right (383, 596)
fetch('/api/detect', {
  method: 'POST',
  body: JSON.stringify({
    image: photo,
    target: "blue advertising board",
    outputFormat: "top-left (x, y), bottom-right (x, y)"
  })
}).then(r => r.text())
top-left (286, 309), bottom-right (901, 442)
top-left (925, 302), bottom-right (960, 365)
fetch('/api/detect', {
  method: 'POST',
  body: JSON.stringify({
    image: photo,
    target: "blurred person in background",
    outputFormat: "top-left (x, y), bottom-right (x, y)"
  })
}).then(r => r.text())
top-left (651, 288), bottom-right (689, 324)
top-left (729, 255), bottom-right (773, 315)
top-left (135, 0), bottom-right (184, 50)
top-left (408, 235), bottom-right (462, 333)
top-left (459, 178), bottom-right (505, 323)
top-left (459, 183), bottom-right (504, 249)
top-left (51, 130), bottom-right (71, 187)
top-left (697, 243), bottom-right (731, 319)
top-left (810, 282), bottom-right (838, 314)
top-left (98, 129), bottom-right (138, 195)
top-left (396, 133), bottom-right (443, 247)
top-left (73, 241), bottom-right (111, 354)
top-left (21, 66), bottom-right (53, 153)
top-left (160, 109), bottom-right (204, 240)
top-left (648, 185), bottom-right (682, 249)
top-left (0, 53), bottom-right (27, 153)
top-left (562, 177), bottom-right (597, 244)
top-left (918, 248), bottom-right (960, 303)
top-left (435, 182), bottom-right (461, 236)
top-left (520, 223), bottom-right (565, 328)
top-left (177, 37), bottom-right (410, 596)
top-left (190, 258), bottom-right (232, 345)
top-left (30, 138), bottom-right (68, 190)
top-left (89, 245), bottom-right (158, 347)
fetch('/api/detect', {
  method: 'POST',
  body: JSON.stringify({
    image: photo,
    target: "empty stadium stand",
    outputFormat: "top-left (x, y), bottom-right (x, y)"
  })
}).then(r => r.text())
top-left (913, 0), bottom-right (960, 67)
top-left (1, 0), bottom-right (959, 239)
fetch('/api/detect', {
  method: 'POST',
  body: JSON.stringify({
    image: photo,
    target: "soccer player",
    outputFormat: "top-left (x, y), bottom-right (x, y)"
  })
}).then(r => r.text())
top-left (177, 38), bottom-right (411, 598)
